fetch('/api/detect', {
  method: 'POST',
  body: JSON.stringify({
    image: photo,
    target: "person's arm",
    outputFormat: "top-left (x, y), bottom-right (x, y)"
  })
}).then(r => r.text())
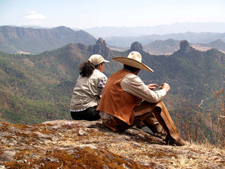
top-left (121, 74), bottom-right (167, 103)
top-left (147, 83), bottom-right (170, 93)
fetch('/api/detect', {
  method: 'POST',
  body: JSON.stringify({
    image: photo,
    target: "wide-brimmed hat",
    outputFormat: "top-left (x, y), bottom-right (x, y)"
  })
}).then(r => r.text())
top-left (88, 54), bottom-right (109, 66)
top-left (112, 51), bottom-right (154, 72)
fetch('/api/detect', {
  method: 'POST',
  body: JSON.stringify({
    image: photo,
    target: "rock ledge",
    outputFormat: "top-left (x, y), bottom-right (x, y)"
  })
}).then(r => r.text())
top-left (0, 120), bottom-right (224, 168)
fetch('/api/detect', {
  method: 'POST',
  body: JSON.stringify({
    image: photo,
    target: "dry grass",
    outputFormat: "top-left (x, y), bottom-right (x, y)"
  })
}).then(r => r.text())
top-left (170, 88), bottom-right (225, 148)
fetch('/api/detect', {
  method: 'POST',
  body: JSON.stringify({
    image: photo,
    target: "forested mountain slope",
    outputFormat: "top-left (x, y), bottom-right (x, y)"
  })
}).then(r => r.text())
top-left (0, 26), bottom-right (96, 54)
top-left (0, 39), bottom-right (224, 125)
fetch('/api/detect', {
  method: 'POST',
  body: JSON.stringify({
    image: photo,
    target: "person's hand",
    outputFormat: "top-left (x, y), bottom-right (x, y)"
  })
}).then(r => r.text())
top-left (147, 84), bottom-right (159, 90)
top-left (160, 83), bottom-right (170, 93)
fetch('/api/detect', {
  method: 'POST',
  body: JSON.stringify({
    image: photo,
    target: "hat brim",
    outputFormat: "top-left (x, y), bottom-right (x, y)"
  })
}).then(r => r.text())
top-left (112, 57), bottom-right (154, 72)
top-left (104, 59), bottom-right (109, 63)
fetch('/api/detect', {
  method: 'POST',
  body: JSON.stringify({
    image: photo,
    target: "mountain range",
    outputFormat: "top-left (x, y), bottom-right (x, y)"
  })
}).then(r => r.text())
top-left (0, 26), bottom-right (96, 54)
top-left (144, 39), bottom-right (225, 55)
top-left (83, 22), bottom-right (225, 37)
top-left (104, 32), bottom-right (225, 48)
top-left (0, 36), bottom-right (224, 125)
top-left (1, 26), bottom-right (225, 56)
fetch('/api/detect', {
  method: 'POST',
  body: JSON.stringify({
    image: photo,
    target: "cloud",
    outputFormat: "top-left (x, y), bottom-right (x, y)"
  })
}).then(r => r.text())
top-left (23, 11), bottom-right (47, 25)
top-left (25, 11), bottom-right (47, 20)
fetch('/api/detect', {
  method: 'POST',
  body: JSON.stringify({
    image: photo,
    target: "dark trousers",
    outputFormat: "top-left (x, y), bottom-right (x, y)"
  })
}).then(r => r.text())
top-left (70, 106), bottom-right (100, 121)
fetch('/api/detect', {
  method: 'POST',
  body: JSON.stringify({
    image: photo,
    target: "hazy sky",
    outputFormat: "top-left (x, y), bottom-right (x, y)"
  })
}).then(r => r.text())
top-left (1, 0), bottom-right (225, 29)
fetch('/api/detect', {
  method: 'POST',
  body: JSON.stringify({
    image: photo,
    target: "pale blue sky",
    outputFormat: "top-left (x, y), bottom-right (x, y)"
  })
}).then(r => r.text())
top-left (0, 0), bottom-right (225, 29)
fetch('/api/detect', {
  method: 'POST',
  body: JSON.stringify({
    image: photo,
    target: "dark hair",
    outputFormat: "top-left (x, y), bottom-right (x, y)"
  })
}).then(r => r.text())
top-left (124, 64), bottom-right (140, 73)
top-left (79, 61), bottom-right (95, 77)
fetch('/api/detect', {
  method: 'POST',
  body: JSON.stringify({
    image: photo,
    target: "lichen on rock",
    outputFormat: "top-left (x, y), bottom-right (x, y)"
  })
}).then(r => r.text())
top-left (0, 120), bottom-right (224, 168)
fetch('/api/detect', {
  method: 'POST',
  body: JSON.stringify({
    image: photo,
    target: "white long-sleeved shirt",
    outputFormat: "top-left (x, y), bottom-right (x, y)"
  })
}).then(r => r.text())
top-left (70, 69), bottom-right (107, 112)
top-left (121, 73), bottom-right (166, 103)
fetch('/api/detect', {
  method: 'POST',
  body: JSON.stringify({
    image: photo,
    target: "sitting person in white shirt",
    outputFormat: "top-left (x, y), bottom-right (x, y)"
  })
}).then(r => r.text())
top-left (70, 54), bottom-right (109, 121)
top-left (97, 51), bottom-right (187, 146)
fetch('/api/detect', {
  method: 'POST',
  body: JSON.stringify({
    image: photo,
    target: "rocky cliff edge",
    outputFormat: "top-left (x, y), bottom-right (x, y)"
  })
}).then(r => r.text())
top-left (0, 120), bottom-right (224, 168)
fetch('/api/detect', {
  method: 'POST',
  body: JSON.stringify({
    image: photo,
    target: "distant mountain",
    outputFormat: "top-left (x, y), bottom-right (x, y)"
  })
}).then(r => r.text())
top-left (0, 38), bottom-right (224, 124)
top-left (84, 22), bottom-right (225, 38)
top-left (192, 39), bottom-right (225, 54)
top-left (104, 32), bottom-right (225, 48)
top-left (2, 25), bottom-right (225, 55)
top-left (205, 39), bottom-right (225, 51)
top-left (143, 39), bottom-right (180, 55)
top-left (144, 39), bottom-right (225, 55)
top-left (0, 26), bottom-right (96, 54)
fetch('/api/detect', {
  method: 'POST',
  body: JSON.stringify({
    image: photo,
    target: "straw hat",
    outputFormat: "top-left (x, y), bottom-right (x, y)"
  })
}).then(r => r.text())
top-left (112, 51), bottom-right (154, 72)
top-left (88, 54), bottom-right (109, 66)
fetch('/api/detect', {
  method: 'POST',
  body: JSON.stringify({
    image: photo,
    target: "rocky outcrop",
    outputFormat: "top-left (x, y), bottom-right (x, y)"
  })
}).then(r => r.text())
top-left (0, 120), bottom-right (224, 168)
top-left (92, 38), bottom-right (110, 57)
top-left (179, 40), bottom-right (195, 53)
top-left (130, 41), bottom-right (143, 52)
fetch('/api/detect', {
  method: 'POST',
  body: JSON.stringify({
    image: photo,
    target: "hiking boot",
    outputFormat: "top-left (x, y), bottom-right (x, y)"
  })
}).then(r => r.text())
top-left (103, 117), bottom-right (122, 132)
top-left (136, 121), bottom-right (146, 129)
top-left (165, 135), bottom-right (187, 146)
top-left (145, 122), bottom-right (167, 137)
top-left (174, 137), bottom-right (188, 146)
